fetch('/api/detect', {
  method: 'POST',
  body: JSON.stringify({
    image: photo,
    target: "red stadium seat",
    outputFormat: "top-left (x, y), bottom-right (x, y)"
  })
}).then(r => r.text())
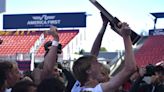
top-left (0, 34), bottom-right (40, 55)
top-left (36, 30), bottom-right (79, 57)
top-left (135, 35), bottom-right (164, 67)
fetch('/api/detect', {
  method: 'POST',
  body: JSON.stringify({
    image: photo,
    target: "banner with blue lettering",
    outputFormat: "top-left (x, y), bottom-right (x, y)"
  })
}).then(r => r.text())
top-left (149, 29), bottom-right (164, 35)
top-left (3, 12), bottom-right (86, 29)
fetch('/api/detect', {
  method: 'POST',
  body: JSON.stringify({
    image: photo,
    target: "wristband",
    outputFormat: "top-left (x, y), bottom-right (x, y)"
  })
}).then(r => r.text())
top-left (52, 40), bottom-right (59, 46)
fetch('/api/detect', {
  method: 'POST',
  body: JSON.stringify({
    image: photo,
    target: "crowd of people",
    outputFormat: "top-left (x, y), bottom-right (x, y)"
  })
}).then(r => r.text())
top-left (0, 13), bottom-right (163, 92)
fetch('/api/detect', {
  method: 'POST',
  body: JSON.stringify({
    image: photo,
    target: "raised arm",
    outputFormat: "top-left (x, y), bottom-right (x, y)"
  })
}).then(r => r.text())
top-left (41, 26), bottom-right (59, 80)
top-left (90, 12), bottom-right (108, 56)
top-left (101, 22), bottom-right (136, 92)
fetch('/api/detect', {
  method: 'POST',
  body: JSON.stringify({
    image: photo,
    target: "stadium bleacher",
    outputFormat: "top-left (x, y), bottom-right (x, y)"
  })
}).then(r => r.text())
top-left (36, 30), bottom-right (79, 56)
top-left (0, 32), bottom-right (41, 56)
top-left (0, 30), bottom-right (79, 71)
top-left (0, 30), bottom-right (79, 56)
top-left (135, 35), bottom-right (164, 67)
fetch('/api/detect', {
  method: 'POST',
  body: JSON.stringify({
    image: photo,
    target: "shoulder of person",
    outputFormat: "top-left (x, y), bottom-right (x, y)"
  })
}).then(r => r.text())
top-left (80, 84), bottom-right (103, 92)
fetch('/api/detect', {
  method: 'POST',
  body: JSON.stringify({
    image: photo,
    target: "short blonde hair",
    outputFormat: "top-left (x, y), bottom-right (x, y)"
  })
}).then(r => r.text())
top-left (72, 55), bottom-right (97, 85)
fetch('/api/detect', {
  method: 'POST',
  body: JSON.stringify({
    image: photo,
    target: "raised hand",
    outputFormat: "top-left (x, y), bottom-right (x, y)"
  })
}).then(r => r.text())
top-left (47, 25), bottom-right (59, 41)
top-left (118, 22), bottom-right (131, 37)
top-left (110, 22), bottom-right (132, 37)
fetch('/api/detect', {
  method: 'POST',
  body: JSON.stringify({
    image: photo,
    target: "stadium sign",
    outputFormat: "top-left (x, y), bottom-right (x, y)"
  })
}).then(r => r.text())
top-left (27, 15), bottom-right (61, 26)
top-left (149, 29), bottom-right (164, 35)
top-left (3, 12), bottom-right (86, 29)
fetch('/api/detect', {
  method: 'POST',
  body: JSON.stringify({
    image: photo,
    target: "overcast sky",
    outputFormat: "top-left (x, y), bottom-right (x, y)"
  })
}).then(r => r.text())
top-left (0, 0), bottom-right (164, 51)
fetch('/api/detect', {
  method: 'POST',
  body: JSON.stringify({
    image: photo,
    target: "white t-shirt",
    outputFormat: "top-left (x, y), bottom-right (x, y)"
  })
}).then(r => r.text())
top-left (80, 84), bottom-right (103, 92)
top-left (71, 81), bottom-right (81, 92)
top-left (5, 88), bottom-right (12, 92)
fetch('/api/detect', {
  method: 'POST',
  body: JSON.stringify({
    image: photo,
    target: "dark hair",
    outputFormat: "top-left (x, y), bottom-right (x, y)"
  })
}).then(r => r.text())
top-left (11, 80), bottom-right (36, 92)
top-left (44, 41), bottom-right (52, 51)
top-left (145, 64), bottom-right (156, 76)
top-left (37, 77), bottom-right (65, 92)
top-left (0, 61), bottom-right (13, 89)
top-left (0, 39), bottom-right (3, 44)
top-left (44, 41), bottom-right (62, 57)
top-left (155, 65), bottom-right (164, 75)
